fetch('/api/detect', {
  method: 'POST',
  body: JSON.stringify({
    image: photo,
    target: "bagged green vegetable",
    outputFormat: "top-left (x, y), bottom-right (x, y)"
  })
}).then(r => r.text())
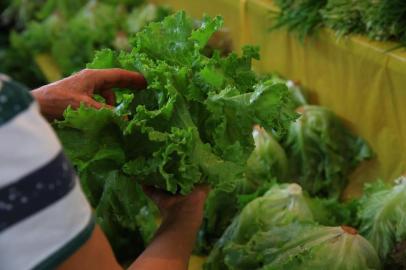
top-left (261, 225), bottom-right (381, 270)
top-left (358, 176), bottom-right (406, 269)
top-left (205, 182), bottom-right (364, 270)
top-left (204, 183), bottom-right (314, 270)
top-left (284, 105), bottom-right (373, 197)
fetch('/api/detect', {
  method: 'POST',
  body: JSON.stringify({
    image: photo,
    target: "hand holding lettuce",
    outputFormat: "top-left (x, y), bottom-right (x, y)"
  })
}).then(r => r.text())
top-left (54, 11), bottom-right (297, 262)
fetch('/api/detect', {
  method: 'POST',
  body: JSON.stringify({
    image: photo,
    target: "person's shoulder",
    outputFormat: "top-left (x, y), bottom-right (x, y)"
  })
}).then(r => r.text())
top-left (0, 75), bottom-right (33, 126)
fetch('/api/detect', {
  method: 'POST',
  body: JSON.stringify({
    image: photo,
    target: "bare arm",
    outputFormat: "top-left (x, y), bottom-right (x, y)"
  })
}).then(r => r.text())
top-left (57, 187), bottom-right (207, 270)
top-left (129, 186), bottom-right (208, 270)
top-left (57, 226), bottom-right (122, 270)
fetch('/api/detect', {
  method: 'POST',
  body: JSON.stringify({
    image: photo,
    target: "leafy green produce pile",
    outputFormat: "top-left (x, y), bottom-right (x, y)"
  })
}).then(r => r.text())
top-left (46, 7), bottom-right (402, 270)
top-left (54, 10), bottom-right (298, 262)
top-left (0, 0), bottom-right (170, 88)
top-left (271, 0), bottom-right (406, 47)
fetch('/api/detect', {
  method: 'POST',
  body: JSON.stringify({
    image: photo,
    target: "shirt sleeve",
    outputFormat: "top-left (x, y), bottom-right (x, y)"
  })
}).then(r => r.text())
top-left (0, 77), bottom-right (95, 270)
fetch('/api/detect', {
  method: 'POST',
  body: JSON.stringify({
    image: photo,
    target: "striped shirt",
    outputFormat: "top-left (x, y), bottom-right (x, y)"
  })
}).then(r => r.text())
top-left (0, 76), bottom-right (95, 270)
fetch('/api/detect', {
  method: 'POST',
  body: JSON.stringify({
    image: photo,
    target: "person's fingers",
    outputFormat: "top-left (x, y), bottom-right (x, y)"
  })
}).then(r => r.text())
top-left (100, 89), bottom-right (116, 106)
top-left (142, 185), bottom-right (167, 207)
top-left (81, 68), bottom-right (147, 92)
top-left (141, 185), bottom-right (155, 198)
top-left (195, 184), bottom-right (210, 193)
top-left (192, 185), bottom-right (210, 202)
top-left (81, 96), bottom-right (113, 110)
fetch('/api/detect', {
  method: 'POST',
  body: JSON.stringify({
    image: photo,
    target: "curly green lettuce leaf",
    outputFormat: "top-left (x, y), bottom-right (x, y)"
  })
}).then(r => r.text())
top-left (54, 105), bottom-right (158, 263)
top-left (94, 171), bottom-right (157, 263)
top-left (205, 80), bottom-right (297, 164)
top-left (83, 12), bottom-right (296, 195)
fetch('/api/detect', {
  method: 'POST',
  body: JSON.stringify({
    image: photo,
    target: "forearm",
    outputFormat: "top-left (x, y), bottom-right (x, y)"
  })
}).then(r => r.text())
top-left (58, 226), bottom-right (122, 270)
top-left (129, 219), bottom-right (200, 270)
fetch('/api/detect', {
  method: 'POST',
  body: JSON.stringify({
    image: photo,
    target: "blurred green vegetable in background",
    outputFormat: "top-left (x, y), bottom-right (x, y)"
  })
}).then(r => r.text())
top-left (0, 0), bottom-right (171, 88)
top-left (359, 176), bottom-right (406, 269)
top-left (283, 105), bottom-right (373, 198)
top-left (272, 0), bottom-right (406, 47)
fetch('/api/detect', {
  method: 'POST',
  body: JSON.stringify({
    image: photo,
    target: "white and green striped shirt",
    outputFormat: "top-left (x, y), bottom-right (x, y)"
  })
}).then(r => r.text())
top-left (0, 77), bottom-right (95, 270)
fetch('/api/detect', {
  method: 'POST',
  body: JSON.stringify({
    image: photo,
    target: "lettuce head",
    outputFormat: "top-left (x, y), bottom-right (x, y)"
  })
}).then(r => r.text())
top-left (204, 183), bottom-right (316, 270)
top-left (205, 182), bottom-right (366, 270)
top-left (262, 225), bottom-right (381, 270)
top-left (284, 105), bottom-right (373, 197)
top-left (359, 176), bottom-right (406, 268)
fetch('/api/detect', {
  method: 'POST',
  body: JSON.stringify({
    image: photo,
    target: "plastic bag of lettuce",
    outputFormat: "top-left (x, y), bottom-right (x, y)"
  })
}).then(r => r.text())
top-left (205, 183), bottom-right (381, 270)
top-left (284, 105), bottom-right (373, 198)
top-left (358, 175), bottom-right (406, 269)
top-left (54, 11), bottom-right (297, 262)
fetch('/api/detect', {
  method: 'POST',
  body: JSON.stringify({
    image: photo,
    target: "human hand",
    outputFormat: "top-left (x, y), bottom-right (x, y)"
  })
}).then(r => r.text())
top-left (130, 185), bottom-right (209, 270)
top-left (142, 185), bottom-right (209, 229)
top-left (32, 68), bottom-right (146, 120)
